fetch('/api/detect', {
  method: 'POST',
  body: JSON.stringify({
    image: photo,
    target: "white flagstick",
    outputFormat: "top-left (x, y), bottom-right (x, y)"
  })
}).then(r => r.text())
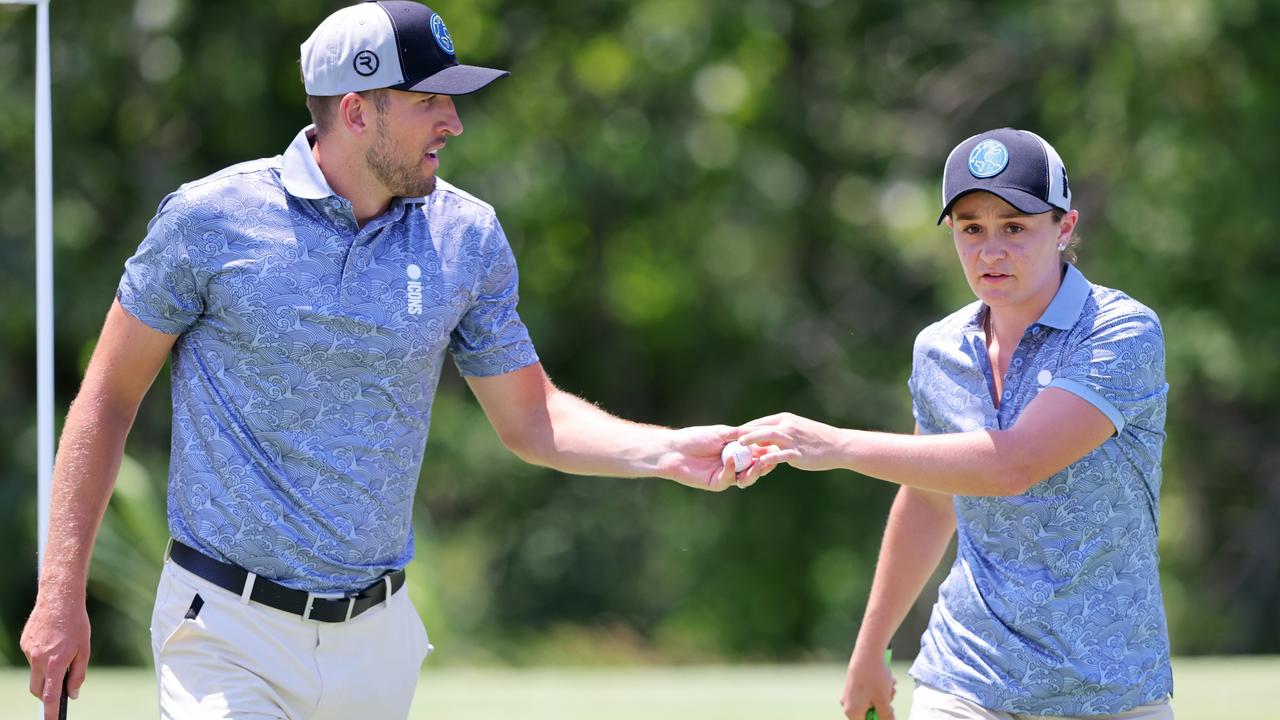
top-left (3, 0), bottom-right (55, 572)
top-left (35, 0), bottom-right (55, 579)
top-left (35, 1), bottom-right (61, 715)
top-left (4, 0), bottom-right (59, 713)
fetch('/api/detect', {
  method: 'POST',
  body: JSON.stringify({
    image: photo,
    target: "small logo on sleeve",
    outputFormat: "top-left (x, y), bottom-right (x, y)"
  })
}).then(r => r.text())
top-left (406, 264), bottom-right (423, 315)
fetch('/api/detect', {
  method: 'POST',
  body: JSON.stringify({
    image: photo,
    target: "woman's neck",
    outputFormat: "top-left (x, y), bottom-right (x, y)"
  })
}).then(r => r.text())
top-left (985, 308), bottom-right (1037, 347)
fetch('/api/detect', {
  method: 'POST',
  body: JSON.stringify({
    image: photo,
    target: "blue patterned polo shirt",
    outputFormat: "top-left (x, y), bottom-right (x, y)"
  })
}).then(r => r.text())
top-left (907, 264), bottom-right (1172, 715)
top-left (117, 127), bottom-right (538, 592)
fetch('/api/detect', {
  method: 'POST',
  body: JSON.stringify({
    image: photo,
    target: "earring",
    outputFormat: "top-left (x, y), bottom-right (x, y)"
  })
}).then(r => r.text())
top-left (1056, 243), bottom-right (1067, 251)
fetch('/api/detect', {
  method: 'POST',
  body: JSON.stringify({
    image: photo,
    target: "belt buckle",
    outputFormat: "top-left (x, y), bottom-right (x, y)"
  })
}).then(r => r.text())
top-left (302, 592), bottom-right (354, 623)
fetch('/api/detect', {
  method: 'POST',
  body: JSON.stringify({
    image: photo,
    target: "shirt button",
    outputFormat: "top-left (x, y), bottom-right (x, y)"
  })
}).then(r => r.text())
top-left (1038, 370), bottom-right (1053, 385)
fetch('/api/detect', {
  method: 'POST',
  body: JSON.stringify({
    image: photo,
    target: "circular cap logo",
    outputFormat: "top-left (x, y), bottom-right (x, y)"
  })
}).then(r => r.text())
top-left (407, 264), bottom-right (423, 280)
top-left (968, 139), bottom-right (1009, 178)
top-left (353, 50), bottom-right (380, 77)
top-left (430, 14), bottom-right (455, 55)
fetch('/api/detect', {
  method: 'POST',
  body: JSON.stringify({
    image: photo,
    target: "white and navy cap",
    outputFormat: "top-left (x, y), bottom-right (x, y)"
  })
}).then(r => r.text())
top-left (937, 127), bottom-right (1071, 224)
top-left (301, 1), bottom-right (508, 96)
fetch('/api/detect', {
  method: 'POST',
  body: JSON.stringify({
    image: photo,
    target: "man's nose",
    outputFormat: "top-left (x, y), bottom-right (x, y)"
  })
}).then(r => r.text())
top-left (438, 96), bottom-right (463, 136)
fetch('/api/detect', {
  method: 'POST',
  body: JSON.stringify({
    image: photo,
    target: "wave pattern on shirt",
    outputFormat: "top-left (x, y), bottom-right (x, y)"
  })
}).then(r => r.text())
top-left (117, 131), bottom-right (537, 592)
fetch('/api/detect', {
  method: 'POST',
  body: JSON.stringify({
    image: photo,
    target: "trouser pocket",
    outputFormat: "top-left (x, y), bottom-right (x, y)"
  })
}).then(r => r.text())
top-left (150, 563), bottom-right (205, 662)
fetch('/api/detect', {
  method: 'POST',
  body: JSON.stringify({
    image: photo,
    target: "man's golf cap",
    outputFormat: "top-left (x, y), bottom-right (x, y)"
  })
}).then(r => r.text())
top-left (301, 1), bottom-right (508, 96)
top-left (937, 128), bottom-right (1071, 224)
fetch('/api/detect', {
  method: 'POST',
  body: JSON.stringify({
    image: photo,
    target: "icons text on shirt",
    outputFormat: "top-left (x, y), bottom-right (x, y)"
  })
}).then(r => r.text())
top-left (406, 264), bottom-right (423, 315)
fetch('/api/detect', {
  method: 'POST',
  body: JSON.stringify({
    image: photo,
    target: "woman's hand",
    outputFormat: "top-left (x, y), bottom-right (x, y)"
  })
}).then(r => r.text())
top-left (736, 413), bottom-right (851, 472)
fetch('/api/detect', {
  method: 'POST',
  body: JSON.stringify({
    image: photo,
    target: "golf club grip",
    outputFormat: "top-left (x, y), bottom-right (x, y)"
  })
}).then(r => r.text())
top-left (59, 671), bottom-right (68, 720)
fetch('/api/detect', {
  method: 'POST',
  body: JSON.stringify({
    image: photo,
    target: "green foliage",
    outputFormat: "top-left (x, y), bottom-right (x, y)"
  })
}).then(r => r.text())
top-left (1, 0), bottom-right (1277, 666)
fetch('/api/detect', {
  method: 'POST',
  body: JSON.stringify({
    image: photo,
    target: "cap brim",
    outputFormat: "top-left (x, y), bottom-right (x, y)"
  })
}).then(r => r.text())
top-left (403, 65), bottom-right (510, 95)
top-left (936, 187), bottom-right (1055, 225)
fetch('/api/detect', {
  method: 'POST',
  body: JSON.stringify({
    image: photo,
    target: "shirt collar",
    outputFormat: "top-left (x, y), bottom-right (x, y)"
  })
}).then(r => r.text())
top-left (1037, 263), bottom-right (1091, 330)
top-left (280, 125), bottom-right (335, 200)
top-left (280, 126), bottom-right (428, 214)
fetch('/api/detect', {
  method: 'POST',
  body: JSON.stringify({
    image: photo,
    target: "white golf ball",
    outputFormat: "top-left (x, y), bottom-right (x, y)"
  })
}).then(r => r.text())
top-left (721, 441), bottom-right (752, 472)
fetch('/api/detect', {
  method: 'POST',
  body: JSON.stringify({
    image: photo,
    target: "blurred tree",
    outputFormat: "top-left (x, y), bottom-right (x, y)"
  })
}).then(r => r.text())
top-left (1, 0), bottom-right (1277, 666)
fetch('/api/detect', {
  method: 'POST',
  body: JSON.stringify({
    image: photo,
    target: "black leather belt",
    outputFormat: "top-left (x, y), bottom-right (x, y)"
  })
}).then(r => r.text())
top-left (167, 539), bottom-right (406, 623)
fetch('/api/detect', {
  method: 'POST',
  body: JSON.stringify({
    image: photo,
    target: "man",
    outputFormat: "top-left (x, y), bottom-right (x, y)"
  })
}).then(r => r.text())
top-left (20, 3), bottom-right (770, 717)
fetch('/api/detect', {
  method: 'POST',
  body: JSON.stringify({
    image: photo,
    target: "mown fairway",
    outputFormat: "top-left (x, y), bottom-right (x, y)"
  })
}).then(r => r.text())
top-left (2, 657), bottom-right (1273, 718)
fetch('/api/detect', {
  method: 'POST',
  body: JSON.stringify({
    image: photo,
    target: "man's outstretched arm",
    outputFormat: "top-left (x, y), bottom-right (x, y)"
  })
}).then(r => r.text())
top-left (465, 363), bottom-right (765, 491)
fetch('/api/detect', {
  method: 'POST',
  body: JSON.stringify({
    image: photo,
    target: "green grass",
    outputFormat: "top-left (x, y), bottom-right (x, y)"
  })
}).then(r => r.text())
top-left (2, 657), bottom-right (1274, 718)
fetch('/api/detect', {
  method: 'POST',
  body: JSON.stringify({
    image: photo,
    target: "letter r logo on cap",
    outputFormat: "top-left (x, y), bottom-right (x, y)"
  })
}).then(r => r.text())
top-left (353, 50), bottom-right (380, 76)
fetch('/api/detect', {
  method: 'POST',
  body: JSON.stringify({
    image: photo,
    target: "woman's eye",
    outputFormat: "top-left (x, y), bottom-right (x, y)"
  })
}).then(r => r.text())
top-left (1006, 224), bottom-right (1024, 234)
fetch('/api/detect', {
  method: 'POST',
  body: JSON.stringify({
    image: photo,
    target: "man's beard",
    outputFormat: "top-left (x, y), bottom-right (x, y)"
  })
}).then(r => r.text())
top-left (365, 116), bottom-right (436, 198)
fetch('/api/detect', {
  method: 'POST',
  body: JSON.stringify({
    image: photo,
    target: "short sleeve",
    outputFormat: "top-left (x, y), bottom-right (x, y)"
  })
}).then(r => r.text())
top-left (1048, 310), bottom-right (1167, 436)
top-left (907, 335), bottom-right (928, 432)
top-left (448, 218), bottom-right (539, 376)
top-left (116, 191), bottom-right (204, 334)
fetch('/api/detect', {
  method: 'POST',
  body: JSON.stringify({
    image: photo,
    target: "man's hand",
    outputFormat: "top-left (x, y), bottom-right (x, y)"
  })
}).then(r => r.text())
top-left (736, 412), bottom-right (848, 472)
top-left (840, 645), bottom-right (896, 720)
top-left (658, 425), bottom-right (780, 491)
top-left (21, 589), bottom-right (91, 720)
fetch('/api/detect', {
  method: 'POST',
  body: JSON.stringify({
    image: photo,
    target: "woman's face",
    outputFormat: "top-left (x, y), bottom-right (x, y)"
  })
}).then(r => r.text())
top-left (946, 192), bottom-right (1078, 321)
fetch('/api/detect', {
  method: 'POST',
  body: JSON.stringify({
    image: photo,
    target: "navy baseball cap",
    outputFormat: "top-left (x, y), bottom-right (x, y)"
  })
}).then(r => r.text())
top-left (937, 128), bottom-right (1071, 224)
top-left (301, 1), bottom-right (508, 96)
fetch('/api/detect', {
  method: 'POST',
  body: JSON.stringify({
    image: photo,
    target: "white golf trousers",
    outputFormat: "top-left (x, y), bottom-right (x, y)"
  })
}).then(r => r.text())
top-left (150, 559), bottom-right (432, 719)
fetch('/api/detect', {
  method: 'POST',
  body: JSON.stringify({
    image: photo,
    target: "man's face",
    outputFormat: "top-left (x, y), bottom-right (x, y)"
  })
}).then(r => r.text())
top-left (364, 89), bottom-right (463, 197)
top-left (946, 192), bottom-right (1077, 317)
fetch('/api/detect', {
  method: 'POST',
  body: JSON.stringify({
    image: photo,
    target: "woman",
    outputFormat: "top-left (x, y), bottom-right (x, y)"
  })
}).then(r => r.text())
top-left (739, 128), bottom-right (1173, 719)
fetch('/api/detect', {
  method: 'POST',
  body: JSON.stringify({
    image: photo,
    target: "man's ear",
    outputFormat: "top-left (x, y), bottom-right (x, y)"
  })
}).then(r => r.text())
top-left (338, 92), bottom-right (373, 136)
